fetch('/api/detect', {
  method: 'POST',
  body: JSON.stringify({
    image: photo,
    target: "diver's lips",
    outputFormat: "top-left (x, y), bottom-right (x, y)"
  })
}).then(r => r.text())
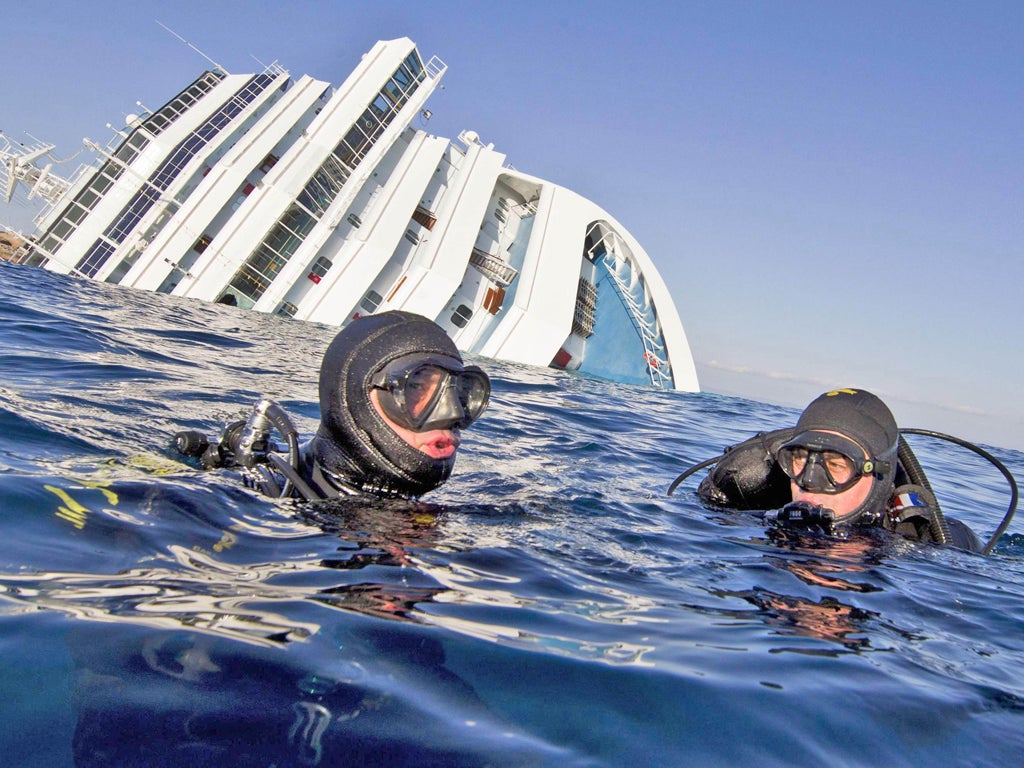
top-left (420, 435), bottom-right (458, 459)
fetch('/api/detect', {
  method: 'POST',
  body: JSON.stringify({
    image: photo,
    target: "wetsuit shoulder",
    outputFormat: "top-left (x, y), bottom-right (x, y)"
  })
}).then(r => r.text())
top-left (945, 518), bottom-right (985, 553)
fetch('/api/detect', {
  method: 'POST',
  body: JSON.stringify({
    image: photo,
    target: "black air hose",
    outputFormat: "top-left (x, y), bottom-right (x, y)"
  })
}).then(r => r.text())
top-left (901, 428), bottom-right (1018, 556)
top-left (898, 435), bottom-right (951, 545)
top-left (667, 454), bottom-right (726, 496)
top-left (254, 399), bottom-right (302, 499)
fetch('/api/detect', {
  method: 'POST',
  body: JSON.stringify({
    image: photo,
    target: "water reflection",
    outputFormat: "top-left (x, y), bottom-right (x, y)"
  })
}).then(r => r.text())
top-left (725, 589), bottom-right (878, 652)
top-left (0, 556), bottom-right (321, 646)
top-left (0, 488), bottom-right (570, 766)
top-left (696, 530), bottom-right (926, 656)
top-left (764, 533), bottom-right (886, 593)
top-left (0, 494), bottom-right (452, 646)
top-left (0, 473), bottom-right (664, 674)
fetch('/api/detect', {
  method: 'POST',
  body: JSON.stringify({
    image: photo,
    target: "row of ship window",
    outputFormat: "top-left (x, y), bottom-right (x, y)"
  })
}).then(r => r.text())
top-left (33, 71), bottom-right (226, 265)
top-left (223, 56), bottom-right (427, 305)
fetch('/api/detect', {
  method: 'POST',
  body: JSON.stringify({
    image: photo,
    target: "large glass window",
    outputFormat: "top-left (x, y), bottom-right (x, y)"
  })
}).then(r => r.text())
top-left (382, 77), bottom-right (404, 106)
top-left (276, 301), bottom-right (298, 318)
top-left (451, 304), bottom-right (472, 329)
top-left (145, 71), bottom-right (223, 137)
top-left (64, 204), bottom-right (89, 226)
top-left (392, 65), bottom-right (413, 91)
top-left (338, 125), bottom-right (370, 163)
top-left (49, 220), bottom-right (74, 241)
top-left (370, 94), bottom-right (390, 121)
top-left (193, 234), bottom-right (212, 253)
top-left (78, 240), bottom-right (116, 278)
top-left (77, 188), bottom-right (100, 210)
top-left (404, 52), bottom-right (423, 78)
top-left (361, 289), bottom-right (382, 313)
top-left (359, 108), bottom-right (381, 139)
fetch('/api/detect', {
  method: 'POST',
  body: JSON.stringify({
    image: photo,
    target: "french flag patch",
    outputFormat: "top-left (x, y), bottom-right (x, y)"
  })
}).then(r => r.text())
top-left (891, 492), bottom-right (924, 513)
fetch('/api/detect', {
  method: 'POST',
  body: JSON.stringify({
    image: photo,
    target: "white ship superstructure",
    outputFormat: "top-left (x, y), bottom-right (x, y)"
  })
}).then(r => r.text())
top-left (2, 38), bottom-right (699, 391)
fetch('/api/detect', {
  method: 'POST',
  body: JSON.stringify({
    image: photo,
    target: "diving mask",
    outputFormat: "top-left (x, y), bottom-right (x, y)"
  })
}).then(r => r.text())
top-left (777, 431), bottom-right (883, 494)
top-left (370, 353), bottom-right (490, 432)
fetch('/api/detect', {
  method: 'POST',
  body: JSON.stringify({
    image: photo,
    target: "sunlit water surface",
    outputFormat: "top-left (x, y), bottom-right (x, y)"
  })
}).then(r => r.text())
top-left (1, 261), bottom-right (1022, 767)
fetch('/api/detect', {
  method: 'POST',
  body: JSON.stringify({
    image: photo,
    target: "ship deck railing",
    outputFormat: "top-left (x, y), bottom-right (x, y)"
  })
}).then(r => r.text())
top-left (470, 247), bottom-right (519, 287)
top-left (600, 253), bottom-right (673, 387)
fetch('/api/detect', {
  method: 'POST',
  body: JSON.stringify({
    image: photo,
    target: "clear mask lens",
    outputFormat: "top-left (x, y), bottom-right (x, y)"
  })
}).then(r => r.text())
top-left (373, 361), bottom-right (490, 432)
top-left (778, 447), bottom-right (861, 493)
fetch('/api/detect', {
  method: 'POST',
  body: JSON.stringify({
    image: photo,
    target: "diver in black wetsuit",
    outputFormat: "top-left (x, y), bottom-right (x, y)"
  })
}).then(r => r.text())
top-left (175, 311), bottom-right (490, 500)
top-left (670, 388), bottom-right (996, 553)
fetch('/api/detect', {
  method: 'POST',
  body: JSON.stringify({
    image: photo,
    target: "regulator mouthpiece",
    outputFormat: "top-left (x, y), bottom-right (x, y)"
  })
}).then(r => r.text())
top-left (765, 500), bottom-right (838, 534)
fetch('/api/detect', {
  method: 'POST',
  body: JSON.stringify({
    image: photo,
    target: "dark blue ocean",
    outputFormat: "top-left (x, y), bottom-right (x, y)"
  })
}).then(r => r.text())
top-left (1, 259), bottom-right (1023, 768)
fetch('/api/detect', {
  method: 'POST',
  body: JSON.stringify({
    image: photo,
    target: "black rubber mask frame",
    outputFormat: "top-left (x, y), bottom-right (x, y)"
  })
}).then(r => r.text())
top-left (778, 431), bottom-right (884, 495)
top-left (371, 354), bottom-right (490, 432)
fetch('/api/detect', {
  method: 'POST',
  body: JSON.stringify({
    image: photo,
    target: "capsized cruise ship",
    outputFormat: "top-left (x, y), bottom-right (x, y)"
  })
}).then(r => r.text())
top-left (1, 37), bottom-right (699, 391)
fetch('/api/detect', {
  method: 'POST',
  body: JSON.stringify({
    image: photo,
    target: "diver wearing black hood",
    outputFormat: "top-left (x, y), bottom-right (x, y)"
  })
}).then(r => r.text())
top-left (174, 312), bottom-right (490, 501)
top-left (308, 311), bottom-right (490, 498)
top-left (668, 388), bottom-right (990, 553)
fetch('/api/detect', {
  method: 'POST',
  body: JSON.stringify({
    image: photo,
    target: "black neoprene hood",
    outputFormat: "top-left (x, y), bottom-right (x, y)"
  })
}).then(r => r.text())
top-left (310, 311), bottom-right (466, 497)
top-left (792, 388), bottom-right (898, 463)
top-left (788, 388), bottom-right (899, 522)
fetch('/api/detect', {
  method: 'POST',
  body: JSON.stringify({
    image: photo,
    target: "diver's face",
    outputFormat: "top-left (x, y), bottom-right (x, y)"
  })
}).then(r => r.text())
top-left (370, 389), bottom-right (461, 460)
top-left (789, 431), bottom-right (874, 520)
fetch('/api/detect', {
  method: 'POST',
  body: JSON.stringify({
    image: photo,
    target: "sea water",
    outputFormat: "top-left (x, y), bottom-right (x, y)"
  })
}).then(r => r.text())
top-left (1, 259), bottom-right (1022, 768)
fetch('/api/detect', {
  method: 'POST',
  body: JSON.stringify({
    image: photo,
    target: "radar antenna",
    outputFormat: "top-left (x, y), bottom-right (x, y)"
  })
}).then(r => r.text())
top-left (156, 21), bottom-right (230, 74)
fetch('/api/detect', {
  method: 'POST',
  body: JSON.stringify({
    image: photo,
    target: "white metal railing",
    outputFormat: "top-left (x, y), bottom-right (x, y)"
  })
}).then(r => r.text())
top-left (601, 252), bottom-right (672, 388)
top-left (426, 56), bottom-right (447, 80)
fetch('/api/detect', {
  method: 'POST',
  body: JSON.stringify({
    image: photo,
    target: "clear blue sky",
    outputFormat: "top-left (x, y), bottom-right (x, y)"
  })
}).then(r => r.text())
top-left (4, 1), bottom-right (1022, 449)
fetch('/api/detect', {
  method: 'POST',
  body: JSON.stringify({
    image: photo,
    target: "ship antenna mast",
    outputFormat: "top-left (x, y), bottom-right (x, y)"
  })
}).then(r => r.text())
top-left (156, 21), bottom-right (231, 75)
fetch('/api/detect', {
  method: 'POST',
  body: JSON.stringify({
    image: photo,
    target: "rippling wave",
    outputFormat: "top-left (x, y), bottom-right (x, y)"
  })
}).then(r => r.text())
top-left (1, 260), bottom-right (1022, 767)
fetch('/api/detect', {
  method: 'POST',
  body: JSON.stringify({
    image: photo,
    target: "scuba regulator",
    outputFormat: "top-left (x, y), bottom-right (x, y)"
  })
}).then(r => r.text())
top-left (174, 398), bottom-right (315, 499)
top-left (764, 501), bottom-right (840, 535)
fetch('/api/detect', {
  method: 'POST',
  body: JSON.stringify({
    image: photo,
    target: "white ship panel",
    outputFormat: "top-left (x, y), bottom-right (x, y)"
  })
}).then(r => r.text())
top-left (389, 143), bottom-right (505, 318)
top-left (253, 97), bottom-right (443, 314)
top-left (94, 73), bottom-right (292, 284)
top-left (47, 72), bottom-right (276, 280)
top-left (182, 42), bottom-right (440, 305)
top-left (300, 133), bottom-right (448, 325)
top-left (479, 183), bottom-right (574, 366)
top-left (177, 174), bottom-right (294, 301)
top-left (176, 104), bottom-right (359, 303)
top-left (123, 75), bottom-right (328, 292)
